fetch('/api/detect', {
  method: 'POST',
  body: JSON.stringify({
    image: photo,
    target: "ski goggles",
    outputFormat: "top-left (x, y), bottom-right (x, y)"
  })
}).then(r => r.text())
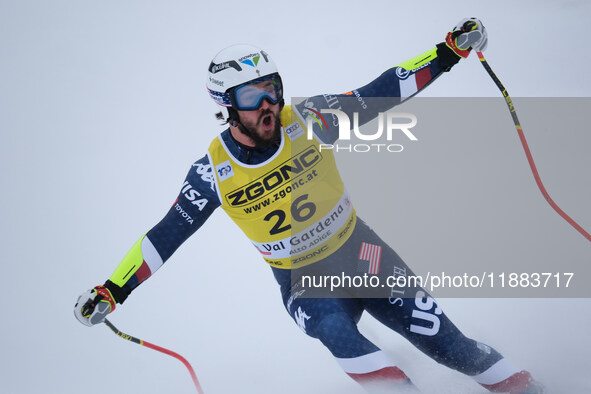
top-left (230, 73), bottom-right (283, 111)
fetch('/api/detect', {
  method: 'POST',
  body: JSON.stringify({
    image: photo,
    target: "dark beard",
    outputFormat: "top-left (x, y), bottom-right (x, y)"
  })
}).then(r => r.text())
top-left (240, 112), bottom-right (281, 149)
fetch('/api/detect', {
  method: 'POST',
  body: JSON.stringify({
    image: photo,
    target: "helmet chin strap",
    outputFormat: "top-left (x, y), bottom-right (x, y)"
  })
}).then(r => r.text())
top-left (228, 107), bottom-right (256, 141)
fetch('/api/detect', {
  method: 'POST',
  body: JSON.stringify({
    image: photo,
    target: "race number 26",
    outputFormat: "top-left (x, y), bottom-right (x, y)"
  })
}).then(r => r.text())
top-left (264, 194), bottom-right (316, 235)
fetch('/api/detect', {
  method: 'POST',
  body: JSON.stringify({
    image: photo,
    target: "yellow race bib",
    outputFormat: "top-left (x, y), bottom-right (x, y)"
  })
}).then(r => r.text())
top-left (208, 105), bottom-right (356, 268)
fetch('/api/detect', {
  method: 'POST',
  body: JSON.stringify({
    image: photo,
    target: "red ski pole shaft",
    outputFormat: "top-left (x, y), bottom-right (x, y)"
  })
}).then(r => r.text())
top-left (475, 51), bottom-right (591, 243)
top-left (104, 319), bottom-right (205, 394)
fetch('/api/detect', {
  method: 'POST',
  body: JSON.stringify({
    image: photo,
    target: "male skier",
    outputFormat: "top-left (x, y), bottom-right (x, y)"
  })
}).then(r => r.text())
top-left (75, 18), bottom-right (543, 393)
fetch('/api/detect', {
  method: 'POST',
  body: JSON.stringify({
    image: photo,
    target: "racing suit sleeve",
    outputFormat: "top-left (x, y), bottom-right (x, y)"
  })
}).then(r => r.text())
top-left (103, 155), bottom-right (220, 303)
top-left (293, 43), bottom-right (462, 144)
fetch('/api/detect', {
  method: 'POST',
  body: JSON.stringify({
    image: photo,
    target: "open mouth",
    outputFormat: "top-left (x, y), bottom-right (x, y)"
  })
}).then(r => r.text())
top-left (261, 114), bottom-right (273, 127)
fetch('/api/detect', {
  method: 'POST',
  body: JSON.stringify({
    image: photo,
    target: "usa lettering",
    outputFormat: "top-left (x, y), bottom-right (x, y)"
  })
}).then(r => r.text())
top-left (181, 181), bottom-right (208, 211)
top-left (409, 290), bottom-right (442, 336)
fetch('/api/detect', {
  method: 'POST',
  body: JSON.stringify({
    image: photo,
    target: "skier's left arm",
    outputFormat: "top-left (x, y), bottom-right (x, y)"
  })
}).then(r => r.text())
top-left (295, 18), bottom-right (487, 143)
top-left (348, 17), bottom-right (488, 105)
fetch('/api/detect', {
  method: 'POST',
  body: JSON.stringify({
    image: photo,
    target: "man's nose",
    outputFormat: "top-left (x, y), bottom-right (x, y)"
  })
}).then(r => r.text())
top-left (259, 97), bottom-right (273, 110)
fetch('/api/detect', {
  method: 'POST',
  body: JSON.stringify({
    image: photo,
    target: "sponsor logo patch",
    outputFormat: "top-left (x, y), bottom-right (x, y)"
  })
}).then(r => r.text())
top-left (285, 122), bottom-right (304, 140)
top-left (396, 66), bottom-right (410, 79)
top-left (216, 160), bottom-right (234, 181)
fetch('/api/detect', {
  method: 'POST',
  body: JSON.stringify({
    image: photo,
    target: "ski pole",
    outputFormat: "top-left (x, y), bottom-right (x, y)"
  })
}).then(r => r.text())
top-left (104, 318), bottom-right (205, 394)
top-left (476, 51), bottom-right (591, 243)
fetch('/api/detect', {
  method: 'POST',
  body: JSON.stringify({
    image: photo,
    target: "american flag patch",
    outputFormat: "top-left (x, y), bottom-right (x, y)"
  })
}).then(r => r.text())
top-left (357, 242), bottom-right (382, 275)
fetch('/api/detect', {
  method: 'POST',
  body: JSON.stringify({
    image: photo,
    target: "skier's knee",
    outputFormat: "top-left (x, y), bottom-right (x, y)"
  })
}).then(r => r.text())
top-left (315, 312), bottom-right (357, 342)
top-left (315, 312), bottom-right (379, 358)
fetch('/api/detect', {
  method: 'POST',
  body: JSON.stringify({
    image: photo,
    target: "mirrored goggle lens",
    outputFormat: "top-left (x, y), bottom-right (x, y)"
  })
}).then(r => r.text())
top-left (233, 76), bottom-right (282, 110)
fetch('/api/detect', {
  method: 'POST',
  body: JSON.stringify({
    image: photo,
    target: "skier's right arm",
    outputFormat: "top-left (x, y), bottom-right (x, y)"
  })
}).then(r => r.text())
top-left (74, 155), bottom-right (221, 326)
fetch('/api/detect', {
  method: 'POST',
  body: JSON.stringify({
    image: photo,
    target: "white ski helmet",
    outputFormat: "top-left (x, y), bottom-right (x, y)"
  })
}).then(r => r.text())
top-left (206, 44), bottom-right (280, 108)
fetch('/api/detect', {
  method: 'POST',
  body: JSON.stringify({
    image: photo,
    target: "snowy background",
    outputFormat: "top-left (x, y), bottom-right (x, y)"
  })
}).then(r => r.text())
top-left (1, 1), bottom-right (590, 393)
